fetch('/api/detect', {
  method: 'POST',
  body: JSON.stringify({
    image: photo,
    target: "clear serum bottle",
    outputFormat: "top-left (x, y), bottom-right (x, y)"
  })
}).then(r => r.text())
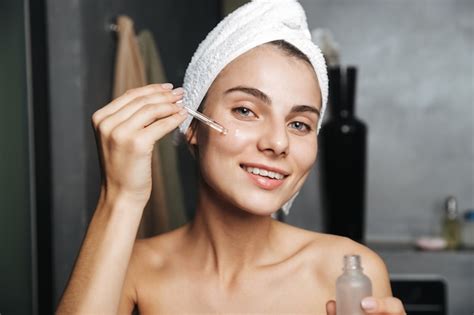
top-left (336, 255), bottom-right (372, 315)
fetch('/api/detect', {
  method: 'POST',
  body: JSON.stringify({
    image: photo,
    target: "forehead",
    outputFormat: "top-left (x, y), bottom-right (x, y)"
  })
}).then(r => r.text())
top-left (208, 44), bottom-right (321, 106)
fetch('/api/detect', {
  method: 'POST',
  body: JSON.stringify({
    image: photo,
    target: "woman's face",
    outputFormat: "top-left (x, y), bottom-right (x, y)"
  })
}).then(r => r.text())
top-left (189, 44), bottom-right (321, 215)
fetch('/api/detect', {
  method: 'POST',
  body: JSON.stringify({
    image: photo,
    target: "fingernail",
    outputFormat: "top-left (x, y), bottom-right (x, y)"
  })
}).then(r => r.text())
top-left (172, 87), bottom-right (185, 95)
top-left (178, 109), bottom-right (188, 116)
top-left (161, 83), bottom-right (173, 90)
top-left (176, 99), bottom-right (184, 107)
top-left (361, 297), bottom-right (377, 310)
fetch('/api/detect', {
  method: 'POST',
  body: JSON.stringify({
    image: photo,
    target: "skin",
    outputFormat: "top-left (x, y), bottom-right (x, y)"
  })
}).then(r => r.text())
top-left (57, 44), bottom-right (405, 314)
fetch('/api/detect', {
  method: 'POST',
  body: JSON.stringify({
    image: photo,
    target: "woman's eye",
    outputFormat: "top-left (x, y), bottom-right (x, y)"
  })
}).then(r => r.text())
top-left (232, 106), bottom-right (256, 118)
top-left (289, 121), bottom-right (312, 133)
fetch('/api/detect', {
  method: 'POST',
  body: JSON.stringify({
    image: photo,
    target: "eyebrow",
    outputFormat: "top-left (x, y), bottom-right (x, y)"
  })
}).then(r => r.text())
top-left (291, 105), bottom-right (320, 117)
top-left (224, 85), bottom-right (320, 117)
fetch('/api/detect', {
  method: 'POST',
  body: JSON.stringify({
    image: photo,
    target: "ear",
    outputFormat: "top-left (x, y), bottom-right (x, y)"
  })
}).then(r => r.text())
top-left (185, 124), bottom-right (198, 145)
top-left (184, 121), bottom-right (199, 158)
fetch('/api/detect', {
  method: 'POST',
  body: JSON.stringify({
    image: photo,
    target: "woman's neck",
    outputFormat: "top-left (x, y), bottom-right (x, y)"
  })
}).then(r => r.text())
top-left (185, 180), bottom-right (281, 287)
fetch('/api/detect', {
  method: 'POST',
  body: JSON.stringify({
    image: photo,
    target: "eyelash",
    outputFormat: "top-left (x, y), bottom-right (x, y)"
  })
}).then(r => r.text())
top-left (232, 106), bottom-right (256, 118)
top-left (231, 106), bottom-right (313, 134)
top-left (289, 121), bottom-right (312, 133)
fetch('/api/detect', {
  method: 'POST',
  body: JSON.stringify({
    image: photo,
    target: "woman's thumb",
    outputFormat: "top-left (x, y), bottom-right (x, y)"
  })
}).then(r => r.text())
top-left (326, 299), bottom-right (336, 315)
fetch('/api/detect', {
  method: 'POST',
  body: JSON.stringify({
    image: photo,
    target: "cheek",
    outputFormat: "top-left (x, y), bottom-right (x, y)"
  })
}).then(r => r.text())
top-left (292, 137), bottom-right (318, 174)
top-left (225, 121), bottom-right (261, 149)
top-left (199, 118), bottom-right (261, 157)
top-left (196, 121), bottom-right (261, 196)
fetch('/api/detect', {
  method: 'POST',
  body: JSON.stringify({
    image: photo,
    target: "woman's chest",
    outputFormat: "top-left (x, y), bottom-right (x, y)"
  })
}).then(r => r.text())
top-left (135, 264), bottom-right (332, 314)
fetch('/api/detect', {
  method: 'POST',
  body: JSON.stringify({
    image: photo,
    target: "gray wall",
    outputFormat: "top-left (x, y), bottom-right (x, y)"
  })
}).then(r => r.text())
top-left (287, 0), bottom-right (474, 243)
top-left (0, 0), bottom-right (35, 313)
top-left (46, 0), bottom-right (219, 306)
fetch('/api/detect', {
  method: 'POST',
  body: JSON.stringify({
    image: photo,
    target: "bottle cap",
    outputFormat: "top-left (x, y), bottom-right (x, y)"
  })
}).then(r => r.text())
top-left (445, 196), bottom-right (458, 219)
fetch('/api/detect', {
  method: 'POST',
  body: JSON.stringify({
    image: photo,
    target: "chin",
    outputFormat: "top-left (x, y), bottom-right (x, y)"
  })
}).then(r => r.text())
top-left (238, 207), bottom-right (278, 217)
top-left (230, 195), bottom-right (285, 216)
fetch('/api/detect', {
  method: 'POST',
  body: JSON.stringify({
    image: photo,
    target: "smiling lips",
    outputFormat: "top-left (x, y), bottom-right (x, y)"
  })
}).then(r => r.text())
top-left (241, 164), bottom-right (288, 190)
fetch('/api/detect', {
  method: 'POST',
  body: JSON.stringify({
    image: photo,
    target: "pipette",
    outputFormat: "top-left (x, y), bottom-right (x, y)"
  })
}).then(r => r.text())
top-left (177, 100), bottom-right (228, 135)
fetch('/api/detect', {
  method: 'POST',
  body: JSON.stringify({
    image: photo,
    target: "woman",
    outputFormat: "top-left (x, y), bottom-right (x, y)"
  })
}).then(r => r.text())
top-left (57, 1), bottom-right (406, 314)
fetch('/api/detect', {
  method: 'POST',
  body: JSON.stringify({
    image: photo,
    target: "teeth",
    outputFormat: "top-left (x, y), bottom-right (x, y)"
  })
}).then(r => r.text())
top-left (244, 166), bottom-right (284, 180)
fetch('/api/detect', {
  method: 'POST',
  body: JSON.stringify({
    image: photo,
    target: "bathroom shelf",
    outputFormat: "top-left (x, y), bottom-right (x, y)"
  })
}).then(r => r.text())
top-left (367, 241), bottom-right (474, 314)
top-left (367, 241), bottom-right (474, 254)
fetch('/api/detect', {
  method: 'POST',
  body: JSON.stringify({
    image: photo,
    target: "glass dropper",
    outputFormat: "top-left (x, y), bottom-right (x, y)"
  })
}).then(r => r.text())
top-left (177, 100), bottom-right (228, 135)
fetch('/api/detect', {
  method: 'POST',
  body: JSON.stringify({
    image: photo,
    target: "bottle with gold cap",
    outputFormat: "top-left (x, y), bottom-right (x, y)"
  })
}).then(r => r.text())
top-left (442, 196), bottom-right (461, 249)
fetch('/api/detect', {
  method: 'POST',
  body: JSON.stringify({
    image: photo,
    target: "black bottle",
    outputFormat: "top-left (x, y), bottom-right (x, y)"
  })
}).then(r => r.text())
top-left (320, 66), bottom-right (368, 244)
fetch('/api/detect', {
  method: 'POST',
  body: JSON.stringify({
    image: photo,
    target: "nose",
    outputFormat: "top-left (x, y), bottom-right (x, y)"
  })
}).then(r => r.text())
top-left (257, 118), bottom-right (289, 157)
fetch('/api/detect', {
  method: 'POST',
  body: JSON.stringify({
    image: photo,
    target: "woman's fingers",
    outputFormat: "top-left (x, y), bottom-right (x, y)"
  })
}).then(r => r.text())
top-left (94, 88), bottom-right (184, 133)
top-left (325, 297), bottom-right (406, 315)
top-left (361, 297), bottom-right (406, 314)
top-left (92, 83), bottom-right (175, 126)
top-left (139, 110), bottom-right (188, 144)
top-left (114, 102), bottom-right (182, 133)
top-left (325, 300), bottom-right (336, 315)
top-left (89, 84), bottom-right (190, 207)
top-left (104, 88), bottom-right (184, 127)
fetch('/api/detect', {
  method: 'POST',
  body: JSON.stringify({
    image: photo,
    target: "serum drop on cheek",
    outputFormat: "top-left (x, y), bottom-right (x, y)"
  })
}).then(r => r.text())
top-left (336, 255), bottom-right (372, 315)
top-left (230, 127), bottom-right (256, 143)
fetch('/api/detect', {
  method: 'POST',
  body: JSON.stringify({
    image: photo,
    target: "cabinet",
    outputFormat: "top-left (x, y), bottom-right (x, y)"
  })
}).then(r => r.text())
top-left (370, 243), bottom-right (474, 315)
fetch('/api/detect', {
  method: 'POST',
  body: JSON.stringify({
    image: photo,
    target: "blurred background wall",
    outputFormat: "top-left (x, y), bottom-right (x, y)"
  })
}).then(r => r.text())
top-left (288, 0), bottom-right (474, 244)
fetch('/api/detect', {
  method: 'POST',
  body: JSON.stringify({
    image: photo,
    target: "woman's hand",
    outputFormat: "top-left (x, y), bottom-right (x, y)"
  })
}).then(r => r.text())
top-left (326, 297), bottom-right (406, 315)
top-left (92, 83), bottom-right (187, 207)
top-left (57, 83), bottom-right (186, 314)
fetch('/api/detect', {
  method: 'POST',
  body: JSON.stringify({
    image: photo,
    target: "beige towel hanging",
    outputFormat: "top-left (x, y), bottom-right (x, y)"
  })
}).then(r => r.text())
top-left (138, 30), bottom-right (189, 232)
top-left (112, 15), bottom-right (169, 237)
top-left (113, 16), bottom-right (146, 98)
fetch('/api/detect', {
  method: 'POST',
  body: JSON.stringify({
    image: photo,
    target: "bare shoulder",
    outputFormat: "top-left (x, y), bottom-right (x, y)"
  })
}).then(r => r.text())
top-left (276, 223), bottom-right (392, 297)
top-left (118, 226), bottom-right (188, 311)
top-left (130, 224), bottom-right (190, 269)
top-left (307, 231), bottom-right (392, 297)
